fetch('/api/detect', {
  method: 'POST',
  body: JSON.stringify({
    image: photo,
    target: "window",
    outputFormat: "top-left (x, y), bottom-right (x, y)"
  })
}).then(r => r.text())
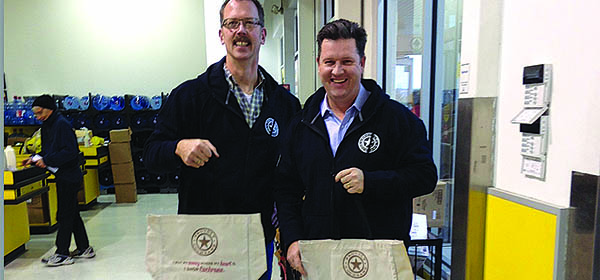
top-left (383, 0), bottom-right (463, 276)
top-left (383, 0), bottom-right (428, 119)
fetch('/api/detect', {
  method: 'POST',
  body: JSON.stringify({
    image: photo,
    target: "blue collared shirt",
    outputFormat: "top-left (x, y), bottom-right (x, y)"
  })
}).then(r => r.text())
top-left (320, 84), bottom-right (370, 156)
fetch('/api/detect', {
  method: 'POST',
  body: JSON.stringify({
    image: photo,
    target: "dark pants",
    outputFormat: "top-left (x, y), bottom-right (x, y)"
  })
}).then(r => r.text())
top-left (55, 179), bottom-right (89, 255)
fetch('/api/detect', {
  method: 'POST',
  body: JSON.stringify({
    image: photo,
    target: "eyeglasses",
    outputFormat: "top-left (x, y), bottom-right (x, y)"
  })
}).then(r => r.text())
top-left (221, 18), bottom-right (263, 31)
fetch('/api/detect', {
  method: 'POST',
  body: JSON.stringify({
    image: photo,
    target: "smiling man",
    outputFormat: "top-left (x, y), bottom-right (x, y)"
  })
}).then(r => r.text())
top-left (275, 19), bottom-right (438, 275)
top-left (144, 1), bottom-right (300, 279)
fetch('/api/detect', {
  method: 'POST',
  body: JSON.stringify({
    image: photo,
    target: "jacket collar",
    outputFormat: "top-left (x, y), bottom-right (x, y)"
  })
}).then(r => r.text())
top-left (42, 110), bottom-right (60, 127)
top-left (303, 79), bottom-right (389, 126)
top-left (202, 57), bottom-right (278, 106)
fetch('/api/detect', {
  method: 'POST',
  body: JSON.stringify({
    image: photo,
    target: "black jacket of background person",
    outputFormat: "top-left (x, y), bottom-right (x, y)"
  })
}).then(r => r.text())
top-left (144, 57), bottom-right (301, 243)
top-left (275, 79), bottom-right (438, 249)
top-left (39, 111), bottom-right (82, 183)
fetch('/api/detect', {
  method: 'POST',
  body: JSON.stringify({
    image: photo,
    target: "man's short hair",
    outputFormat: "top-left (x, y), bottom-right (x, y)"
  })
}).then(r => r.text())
top-left (317, 19), bottom-right (367, 58)
top-left (219, 0), bottom-right (265, 27)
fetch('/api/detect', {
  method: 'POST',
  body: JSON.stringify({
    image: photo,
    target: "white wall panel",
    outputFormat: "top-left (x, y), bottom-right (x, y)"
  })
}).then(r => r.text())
top-left (5, 0), bottom-right (207, 97)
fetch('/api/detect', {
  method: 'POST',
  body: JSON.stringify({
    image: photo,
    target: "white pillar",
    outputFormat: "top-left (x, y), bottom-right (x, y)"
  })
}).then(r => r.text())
top-left (296, 0), bottom-right (317, 103)
top-left (204, 1), bottom-right (226, 66)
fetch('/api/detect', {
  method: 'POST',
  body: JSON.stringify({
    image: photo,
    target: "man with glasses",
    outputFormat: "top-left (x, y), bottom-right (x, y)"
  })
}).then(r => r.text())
top-left (144, 0), bottom-right (300, 278)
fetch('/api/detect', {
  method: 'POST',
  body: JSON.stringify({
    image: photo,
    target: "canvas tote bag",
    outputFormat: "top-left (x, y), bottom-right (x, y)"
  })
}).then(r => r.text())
top-left (146, 213), bottom-right (266, 280)
top-left (298, 239), bottom-right (413, 280)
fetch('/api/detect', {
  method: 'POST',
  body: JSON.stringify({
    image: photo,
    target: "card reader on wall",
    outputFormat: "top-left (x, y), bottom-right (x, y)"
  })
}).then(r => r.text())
top-left (519, 116), bottom-right (549, 157)
top-left (511, 63), bottom-right (552, 134)
top-left (513, 63), bottom-right (552, 180)
top-left (522, 64), bottom-right (552, 108)
top-left (512, 106), bottom-right (549, 157)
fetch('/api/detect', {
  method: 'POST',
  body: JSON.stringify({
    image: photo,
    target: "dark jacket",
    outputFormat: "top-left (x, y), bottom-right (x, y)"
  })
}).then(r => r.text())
top-left (144, 57), bottom-right (301, 243)
top-left (275, 79), bottom-right (438, 249)
top-left (39, 111), bottom-right (82, 183)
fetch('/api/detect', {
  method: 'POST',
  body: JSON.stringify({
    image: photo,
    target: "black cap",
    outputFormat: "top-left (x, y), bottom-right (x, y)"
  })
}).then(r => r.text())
top-left (32, 95), bottom-right (57, 110)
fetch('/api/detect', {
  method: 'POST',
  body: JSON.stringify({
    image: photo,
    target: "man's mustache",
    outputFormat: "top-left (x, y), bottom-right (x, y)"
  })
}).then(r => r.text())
top-left (233, 36), bottom-right (251, 44)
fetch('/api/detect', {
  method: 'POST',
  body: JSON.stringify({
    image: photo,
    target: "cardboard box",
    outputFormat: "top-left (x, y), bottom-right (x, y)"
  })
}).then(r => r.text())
top-left (27, 195), bottom-right (43, 207)
top-left (28, 207), bottom-right (46, 224)
top-left (111, 162), bottom-right (136, 184)
top-left (77, 180), bottom-right (86, 203)
top-left (77, 187), bottom-right (85, 203)
top-left (27, 195), bottom-right (47, 224)
top-left (109, 142), bottom-right (132, 164)
top-left (413, 181), bottom-right (447, 228)
top-left (115, 182), bottom-right (137, 203)
top-left (110, 128), bottom-right (132, 143)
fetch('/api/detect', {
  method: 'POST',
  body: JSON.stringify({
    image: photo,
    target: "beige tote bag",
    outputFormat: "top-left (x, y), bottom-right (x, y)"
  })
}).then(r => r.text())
top-left (146, 214), bottom-right (266, 280)
top-left (298, 239), bottom-right (413, 280)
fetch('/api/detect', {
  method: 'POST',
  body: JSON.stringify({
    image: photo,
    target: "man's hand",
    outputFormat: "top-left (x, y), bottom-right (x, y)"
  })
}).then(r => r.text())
top-left (287, 241), bottom-right (306, 276)
top-left (175, 139), bottom-right (220, 168)
top-left (335, 167), bottom-right (364, 194)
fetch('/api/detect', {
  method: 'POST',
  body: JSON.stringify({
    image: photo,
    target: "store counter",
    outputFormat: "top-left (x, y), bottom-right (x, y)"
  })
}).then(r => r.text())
top-left (4, 166), bottom-right (49, 263)
top-left (77, 145), bottom-right (109, 207)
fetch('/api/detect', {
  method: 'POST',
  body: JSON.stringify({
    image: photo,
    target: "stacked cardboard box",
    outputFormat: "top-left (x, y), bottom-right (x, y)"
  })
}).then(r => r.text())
top-left (109, 128), bottom-right (137, 203)
top-left (413, 181), bottom-right (448, 228)
top-left (27, 195), bottom-right (46, 224)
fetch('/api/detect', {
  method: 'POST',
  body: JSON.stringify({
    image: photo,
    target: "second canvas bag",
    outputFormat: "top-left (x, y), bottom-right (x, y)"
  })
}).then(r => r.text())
top-left (298, 239), bottom-right (413, 280)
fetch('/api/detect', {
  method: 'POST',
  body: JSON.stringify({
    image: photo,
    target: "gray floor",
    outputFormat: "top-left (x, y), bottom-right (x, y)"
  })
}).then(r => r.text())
top-left (5, 193), bottom-right (178, 280)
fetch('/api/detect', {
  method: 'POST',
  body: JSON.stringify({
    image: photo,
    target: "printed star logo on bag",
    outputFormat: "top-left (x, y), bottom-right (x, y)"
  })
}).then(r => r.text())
top-left (191, 228), bottom-right (218, 256)
top-left (342, 250), bottom-right (369, 278)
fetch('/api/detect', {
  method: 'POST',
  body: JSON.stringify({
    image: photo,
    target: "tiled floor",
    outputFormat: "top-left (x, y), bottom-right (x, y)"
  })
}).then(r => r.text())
top-left (5, 194), bottom-right (178, 280)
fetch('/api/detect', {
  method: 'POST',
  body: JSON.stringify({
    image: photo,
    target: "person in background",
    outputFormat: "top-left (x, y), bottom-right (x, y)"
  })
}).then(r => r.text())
top-left (143, 0), bottom-right (301, 278)
top-left (275, 19), bottom-right (438, 275)
top-left (24, 95), bottom-right (95, 267)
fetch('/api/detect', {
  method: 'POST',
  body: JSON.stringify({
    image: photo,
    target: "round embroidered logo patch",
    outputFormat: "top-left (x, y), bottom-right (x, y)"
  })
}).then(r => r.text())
top-left (358, 132), bottom-right (380, 154)
top-left (342, 250), bottom-right (369, 278)
top-left (191, 228), bottom-right (218, 256)
top-left (265, 118), bottom-right (279, 137)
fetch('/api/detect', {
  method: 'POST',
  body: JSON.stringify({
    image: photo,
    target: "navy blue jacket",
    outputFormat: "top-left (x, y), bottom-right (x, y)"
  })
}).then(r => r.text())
top-left (275, 79), bottom-right (437, 249)
top-left (39, 111), bottom-right (82, 183)
top-left (144, 57), bottom-right (301, 243)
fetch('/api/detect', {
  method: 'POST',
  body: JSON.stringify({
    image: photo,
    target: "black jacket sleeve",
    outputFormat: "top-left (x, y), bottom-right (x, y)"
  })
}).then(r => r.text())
top-left (274, 116), bottom-right (305, 250)
top-left (143, 85), bottom-right (189, 173)
top-left (363, 109), bottom-right (438, 200)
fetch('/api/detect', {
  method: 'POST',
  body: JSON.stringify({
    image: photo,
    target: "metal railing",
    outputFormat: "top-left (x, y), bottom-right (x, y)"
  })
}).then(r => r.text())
top-left (406, 238), bottom-right (443, 280)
